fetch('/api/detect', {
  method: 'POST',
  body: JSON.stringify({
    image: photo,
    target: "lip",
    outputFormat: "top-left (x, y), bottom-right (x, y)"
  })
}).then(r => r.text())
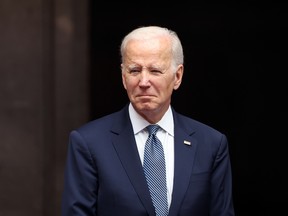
top-left (137, 95), bottom-right (155, 98)
top-left (136, 95), bottom-right (156, 101)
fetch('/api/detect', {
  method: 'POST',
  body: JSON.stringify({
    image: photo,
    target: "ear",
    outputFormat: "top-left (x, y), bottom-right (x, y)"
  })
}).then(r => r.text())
top-left (121, 64), bottom-right (127, 89)
top-left (173, 64), bottom-right (184, 90)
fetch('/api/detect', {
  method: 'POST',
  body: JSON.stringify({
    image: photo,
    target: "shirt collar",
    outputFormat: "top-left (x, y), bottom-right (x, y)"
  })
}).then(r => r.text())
top-left (128, 103), bottom-right (174, 136)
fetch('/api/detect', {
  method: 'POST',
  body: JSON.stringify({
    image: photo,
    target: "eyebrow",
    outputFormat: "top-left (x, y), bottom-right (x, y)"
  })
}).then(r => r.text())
top-left (126, 64), bottom-right (164, 70)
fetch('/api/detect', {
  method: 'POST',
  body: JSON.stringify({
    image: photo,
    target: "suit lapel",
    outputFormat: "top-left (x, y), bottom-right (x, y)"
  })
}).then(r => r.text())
top-left (110, 106), bottom-right (198, 216)
top-left (111, 107), bottom-right (156, 216)
top-left (168, 112), bottom-right (198, 216)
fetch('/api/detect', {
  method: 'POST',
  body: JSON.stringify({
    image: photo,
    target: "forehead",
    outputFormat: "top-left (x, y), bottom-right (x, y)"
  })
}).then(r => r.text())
top-left (126, 36), bottom-right (171, 52)
top-left (124, 37), bottom-right (172, 66)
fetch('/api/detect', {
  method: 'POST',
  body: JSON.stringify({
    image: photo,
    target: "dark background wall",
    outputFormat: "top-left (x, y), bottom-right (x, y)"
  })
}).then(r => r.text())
top-left (0, 1), bottom-right (287, 215)
top-left (0, 0), bottom-right (90, 215)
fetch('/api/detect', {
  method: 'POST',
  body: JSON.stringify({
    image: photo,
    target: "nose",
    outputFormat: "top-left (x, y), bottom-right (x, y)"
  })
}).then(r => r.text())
top-left (139, 70), bottom-right (151, 86)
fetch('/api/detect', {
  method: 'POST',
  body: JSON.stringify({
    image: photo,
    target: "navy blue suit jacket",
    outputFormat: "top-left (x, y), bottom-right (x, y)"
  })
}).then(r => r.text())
top-left (61, 104), bottom-right (235, 216)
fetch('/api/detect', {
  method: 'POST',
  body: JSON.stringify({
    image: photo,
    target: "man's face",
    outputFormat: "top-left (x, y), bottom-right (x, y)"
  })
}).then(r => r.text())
top-left (121, 36), bottom-right (183, 121)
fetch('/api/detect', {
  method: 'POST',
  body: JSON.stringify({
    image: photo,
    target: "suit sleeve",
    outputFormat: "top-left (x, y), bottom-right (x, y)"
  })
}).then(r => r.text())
top-left (61, 130), bottom-right (98, 216)
top-left (210, 134), bottom-right (235, 216)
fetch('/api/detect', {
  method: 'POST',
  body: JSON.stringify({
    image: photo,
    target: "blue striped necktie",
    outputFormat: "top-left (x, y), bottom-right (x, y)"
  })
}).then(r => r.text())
top-left (143, 124), bottom-right (168, 216)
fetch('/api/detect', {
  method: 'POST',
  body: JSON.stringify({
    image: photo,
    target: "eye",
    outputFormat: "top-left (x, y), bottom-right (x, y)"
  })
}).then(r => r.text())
top-left (129, 68), bottom-right (141, 73)
top-left (150, 69), bottom-right (163, 74)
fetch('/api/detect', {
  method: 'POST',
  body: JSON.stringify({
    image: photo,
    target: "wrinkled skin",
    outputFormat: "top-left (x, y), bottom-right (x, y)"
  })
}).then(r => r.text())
top-left (121, 36), bottom-right (184, 124)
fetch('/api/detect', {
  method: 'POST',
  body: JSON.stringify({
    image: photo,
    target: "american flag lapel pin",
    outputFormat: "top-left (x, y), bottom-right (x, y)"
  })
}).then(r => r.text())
top-left (184, 140), bottom-right (191, 145)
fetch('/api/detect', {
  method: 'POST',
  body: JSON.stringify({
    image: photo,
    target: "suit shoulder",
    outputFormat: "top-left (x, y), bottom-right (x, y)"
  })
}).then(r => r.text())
top-left (74, 107), bottom-right (127, 135)
top-left (175, 112), bottom-right (225, 136)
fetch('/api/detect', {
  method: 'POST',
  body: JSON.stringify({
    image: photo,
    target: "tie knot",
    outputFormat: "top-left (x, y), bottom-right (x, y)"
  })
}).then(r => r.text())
top-left (146, 124), bottom-right (160, 136)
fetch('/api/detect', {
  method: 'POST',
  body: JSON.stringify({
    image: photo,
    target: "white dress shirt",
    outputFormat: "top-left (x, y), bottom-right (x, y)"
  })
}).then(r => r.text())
top-left (128, 103), bottom-right (175, 208)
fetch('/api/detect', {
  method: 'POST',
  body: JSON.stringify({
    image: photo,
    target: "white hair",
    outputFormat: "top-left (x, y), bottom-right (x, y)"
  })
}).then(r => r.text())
top-left (120, 26), bottom-right (184, 70)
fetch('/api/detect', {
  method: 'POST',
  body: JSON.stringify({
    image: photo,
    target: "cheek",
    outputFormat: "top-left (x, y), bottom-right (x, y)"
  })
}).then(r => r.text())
top-left (122, 74), bottom-right (129, 90)
top-left (122, 76), bottom-right (137, 91)
top-left (162, 77), bottom-right (177, 91)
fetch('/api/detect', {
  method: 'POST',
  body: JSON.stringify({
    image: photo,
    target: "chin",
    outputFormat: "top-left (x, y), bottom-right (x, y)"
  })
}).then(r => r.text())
top-left (134, 102), bottom-right (155, 111)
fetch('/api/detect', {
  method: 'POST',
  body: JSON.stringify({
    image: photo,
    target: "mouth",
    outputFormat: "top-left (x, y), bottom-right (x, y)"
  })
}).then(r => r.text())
top-left (136, 95), bottom-right (155, 102)
top-left (137, 95), bottom-right (154, 98)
